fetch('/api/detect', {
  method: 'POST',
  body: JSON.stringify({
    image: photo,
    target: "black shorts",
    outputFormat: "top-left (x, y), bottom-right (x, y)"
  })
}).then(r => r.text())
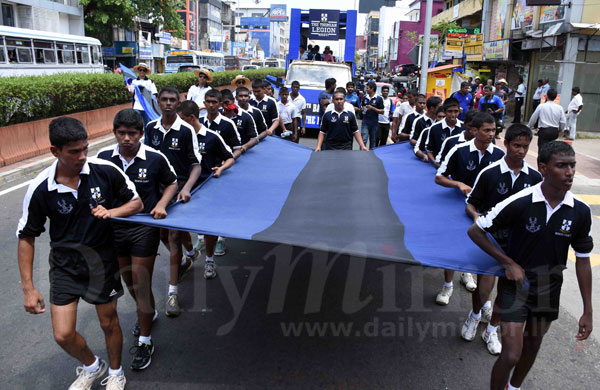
top-left (113, 222), bottom-right (160, 258)
top-left (49, 248), bottom-right (123, 306)
top-left (499, 275), bottom-right (562, 323)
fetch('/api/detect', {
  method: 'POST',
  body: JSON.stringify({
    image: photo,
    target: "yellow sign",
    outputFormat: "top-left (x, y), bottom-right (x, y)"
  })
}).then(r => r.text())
top-left (465, 34), bottom-right (483, 62)
top-left (122, 47), bottom-right (133, 54)
top-left (444, 37), bottom-right (464, 57)
top-left (171, 50), bottom-right (191, 55)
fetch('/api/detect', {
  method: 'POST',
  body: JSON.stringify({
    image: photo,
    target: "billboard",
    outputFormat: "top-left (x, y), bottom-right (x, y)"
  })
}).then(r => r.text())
top-left (308, 9), bottom-right (340, 41)
top-left (511, 0), bottom-right (534, 30)
top-left (270, 4), bottom-right (287, 21)
top-left (483, 40), bottom-right (510, 61)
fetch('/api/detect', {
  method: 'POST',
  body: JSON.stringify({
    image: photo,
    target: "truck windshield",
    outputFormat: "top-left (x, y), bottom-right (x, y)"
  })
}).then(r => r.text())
top-left (286, 64), bottom-right (351, 88)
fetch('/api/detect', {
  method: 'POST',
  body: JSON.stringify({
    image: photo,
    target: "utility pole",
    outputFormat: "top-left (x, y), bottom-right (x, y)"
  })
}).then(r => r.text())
top-left (419, 0), bottom-right (433, 94)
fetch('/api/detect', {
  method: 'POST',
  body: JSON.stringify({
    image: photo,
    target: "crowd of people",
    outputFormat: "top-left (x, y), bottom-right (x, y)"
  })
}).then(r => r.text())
top-left (15, 65), bottom-right (593, 390)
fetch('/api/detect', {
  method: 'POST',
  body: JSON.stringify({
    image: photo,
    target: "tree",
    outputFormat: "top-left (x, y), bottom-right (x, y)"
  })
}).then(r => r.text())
top-left (404, 20), bottom-right (461, 63)
top-left (79, 0), bottom-right (186, 45)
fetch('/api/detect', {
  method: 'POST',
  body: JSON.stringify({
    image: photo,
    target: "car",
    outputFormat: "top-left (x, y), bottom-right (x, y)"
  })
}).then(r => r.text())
top-left (242, 65), bottom-right (258, 71)
top-left (178, 65), bottom-right (202, 73)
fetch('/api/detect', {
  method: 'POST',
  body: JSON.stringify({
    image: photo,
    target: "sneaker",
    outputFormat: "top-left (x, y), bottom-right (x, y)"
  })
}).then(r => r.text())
top-left (178, 256), bottom-right (194, 282)
top-left (132, 310), bottom-right (159, 337)
top-left (435, 285), bottom-right (453, 305)
top-left (193, 235), bottom-right (205, 251)
top-left (214, 240), bottom-right (226, 256)
top-left (165, 294), bottom-right (180, 317)
top-left (482, 305), bottom-right (493, 323)
top-left (130, 341), bottom-right (154, 370)
top-left (68, 358), bottom-right (107, 390)
top-left (482, 330), bottom-right (502, 355)
top-left (460, 273), bottom-right (477, 292)
top-left (100, 372), bottom-right (126, 390)
top-left (461, 311), bottom-right (481, 341)
top-left (204, 261), bottom-right (217, 279)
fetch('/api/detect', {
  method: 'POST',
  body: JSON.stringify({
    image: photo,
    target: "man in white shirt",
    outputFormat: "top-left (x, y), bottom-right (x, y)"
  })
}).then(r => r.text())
top-left (377, 85), bottom-right (393, 146)
top-left (565, 87), bottom-right (583, 140)
top-left (277, 87), bottom-right (299, 141)
top-left (290, 80), bottom-right (307, 143)
top-left (531, 79), bottom-right (544, 114)
top-left (513, 77), bottom-right (526, 124)
top-left (527, 89), bottom-right (566, 152)
top-left (391, 90), bottom-right (416, 142)
top-left (187, 69), bottom-right (213, 117)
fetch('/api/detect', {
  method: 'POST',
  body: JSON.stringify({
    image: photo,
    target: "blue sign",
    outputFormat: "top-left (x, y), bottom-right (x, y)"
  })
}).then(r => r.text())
top-left (103, 47), bottom-right (116, 57)
top-left (308, 9), bottom-right (339, 41)
top-left (114, 41), bottom-right (137, 56)
top-left (157, 32), bottom-right (171, 45)
top-left (270, 4), bottom-right (287, 21)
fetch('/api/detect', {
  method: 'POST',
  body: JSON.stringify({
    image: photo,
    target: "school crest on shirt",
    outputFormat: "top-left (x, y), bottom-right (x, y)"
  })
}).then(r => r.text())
top-left (557, 219), bottom-right (573, 236)
top-left (342, 114), bottom-right (349, 123)
top-left (137, 168), bottom-right (147, 180)
top-left (440, 133), bottom-right (447, 142)
top-left (57, 199), bottom-right (73, 215)
top-left (198, 142), bottom-right (206, 153)
top-left (170, 138), bottom-right (179, 149)
top-left (523, 183), bottom-right (531, 189)
top-left (152, 135), bottom-right (161, 147)
top-left (90, 187), bottom-right (104, 203)
top-left (331, 115), bottom-right (338, 123)
top-left (497, 182), bottom-right (508, 195)
top-left (466, 160), bottom-right (477, 171)
top-left (236, 119), bottom-right (243, 127)
top-left (261, 104), bottom-right (267, 111)
top-left (525, 217), bottom-right (541, 233)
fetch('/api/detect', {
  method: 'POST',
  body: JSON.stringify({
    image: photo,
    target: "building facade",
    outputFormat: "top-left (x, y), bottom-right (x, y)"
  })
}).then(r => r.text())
top-left (0, 0), bottom-right (84, 35)
top-left (198, 0), bottom-right (224, 52)
top-left (365, 11), bottom-right (380, 71)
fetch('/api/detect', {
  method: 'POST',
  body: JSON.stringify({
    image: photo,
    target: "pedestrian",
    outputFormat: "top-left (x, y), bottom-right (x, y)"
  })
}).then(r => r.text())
top-left (318, 77), bottom-right (337, 121)
top-left (474, 83), bottom-right (484, 109)
top-left (398, 93), bottom-right (426, 142)
top-left (276, 87), bottom-right (299, 141)
top-left (541, 77), bottom-right (551, 95)
top-left (323, 48), bottom-right (334, 62)
top-left (426, 97), bottom-right (463, 166)
top-left (17, 117), bottom-right (143, 390)
top-left (462, 124), bottom-right (542, 356)
top-left (344, 81), bottom-right (362, 117)
top-left (97, 109), bottom-right (179, 371)
top-left (513, 77), bottom-right (526, 124)
top-left (469, 140), bottom-right (593, 390)
top-left (304, 44), bottom-right (313, 60)
top-left (451, 81), bottom-right (474, 121)
top-left (129, 63), bottom-right (157, 127)
top-left (290, 80), bottom-right (307, 142)
top-left (486, 78), bottom-right (496, 92)
top-left (187, 68), bottom-right (213, 117)
top-left (250, 79), bottom-right (280, 136)
top-left (435, 112), bottom-right (505, 306)
top-left (527, 88), bottom-right (566, 152)
top-left (436, 109), bottom-right (478, 166)
top-left (479, 85), bottom-right (505, 137)
top-left (178, 99), bottom-right (236, 279)
top-left (299, 44), bottom-right (308, 60)
top-left (565, 86), bottom-right (583, 140)
top-left (392, 89), bottom-right (417, 142)
top-left (230, 74), bottom-right (251, 98)
top-left (315, 89), bottom-right (368, 151)
top-left (377, 85), bottom-right (394, 146)
top-left (237, 86), bottom-right (268, 140)
top-left (531, 79), bottom-right (544, 114)
top-left (145, 87), bottom-right (203, 316)
top-left (308, 45), bottom-right (322, 61)
top-left (410, 96), bottom-right (442, 146)
top-left (414, 106), bottom-right (445, 163)
top-left (471, 76), bottom-right (481, 94)
top-left (361, 81), bottom-right (384, 149)
top-left (221, 89), bottom-right (259, 151)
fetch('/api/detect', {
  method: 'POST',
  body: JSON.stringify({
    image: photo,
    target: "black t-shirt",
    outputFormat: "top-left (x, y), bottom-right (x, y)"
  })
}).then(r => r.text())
top-left (17, 158), bottom-right (138, 253)
top-left (196, 126), bottom-right (234, 183)
top-left (97, 143), bottom-right (177, 213)
top-left (250, 96), bottom-right (279, 128)
top-left (410, 115), bottom-right (434, 141)
top-left (437, 139), bottom-right (505, 188)
top-left (362, 94), bottom-right (384, 126)
top-left (437, 132), bottom-right (468, 165)
top-left (320, 109), bottom-right (359, 148)
top-left (426, 119), bottom-right (463, 158)
top-left (246, 105), bottom-right (267, 135)
top-left (144, 115), bottom-right (202, 183)
top-left (231, 109), bottom-right (259, 144)
top-left (200, 113), bottom-right (242, 150)
top-left (401, 112), bottom-right (421, 136)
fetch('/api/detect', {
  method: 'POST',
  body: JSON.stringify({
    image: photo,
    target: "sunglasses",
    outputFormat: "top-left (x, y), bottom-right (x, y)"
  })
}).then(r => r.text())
top-left (138, 68), bottom-right (147, 72)
top-left (198, 74), bottom-right (207, 79)
top-left (236, 80), bottom-right (246, 84)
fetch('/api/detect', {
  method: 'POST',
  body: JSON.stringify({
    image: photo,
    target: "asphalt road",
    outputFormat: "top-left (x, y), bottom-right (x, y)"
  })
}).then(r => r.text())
top-left (0, 134), bottom-right (599, 389)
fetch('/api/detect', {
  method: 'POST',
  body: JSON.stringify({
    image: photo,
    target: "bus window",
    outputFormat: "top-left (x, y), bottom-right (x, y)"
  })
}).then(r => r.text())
top-left (57, 42), bottom-right (75, 64)
top-left (91, 46), bottom-right (99, 64)
top-left (33, 40), bottom-right (56, 64)
top-left (0, 48), bottom-right (4, 63)
top-left (6, 38), bottom-right (32, 63)
top-left (76, 44), bottom-right (89, 64)
top-left (167, 55), bottom-right (194, 64)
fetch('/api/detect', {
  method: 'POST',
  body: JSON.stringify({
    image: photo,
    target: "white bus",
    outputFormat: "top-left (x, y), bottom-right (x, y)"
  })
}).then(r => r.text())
top-left (264, 58), bottom-right (285, 68)
top-left (0, 26), bottom-right (103, 77)
top-left (165, 50), bottom-right (225, 73)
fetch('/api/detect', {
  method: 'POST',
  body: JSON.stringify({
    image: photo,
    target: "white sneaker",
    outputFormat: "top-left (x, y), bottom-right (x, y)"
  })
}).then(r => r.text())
top-left (482, 305), bottom-right (493, 323)
top-left (435, 285), bottom-right (453, 305)
top-left (461, 311), bottom-right (481, 341)
top-left (482, 330), bottom-right (502, 355)
top-left (68, 359), bottom-right (107, 390)
top-left (460, 273), bottom-right (477, 292)
top-left (100, 372), bottom-right (126, 390)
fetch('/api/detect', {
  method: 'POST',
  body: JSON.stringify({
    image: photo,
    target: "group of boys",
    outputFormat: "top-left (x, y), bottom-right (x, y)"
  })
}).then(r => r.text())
top-left (390, 94), bottom-right (593, 390)
top-left (16, 78), bottom-right (284, 389)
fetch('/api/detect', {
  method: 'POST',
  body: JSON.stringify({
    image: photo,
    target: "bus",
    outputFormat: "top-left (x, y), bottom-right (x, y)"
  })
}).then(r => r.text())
top-left (251, 59), bottom-right (264, 68)
top-left (224, 56), bottom-right (251, 70)
top-left (283, 9), bottom-right (357, 130)
top-left (165, 50), bottom-right (225, 73)
top-left (0, 25), bottom-right (103, 77)
top-left (264, 58), bottom-right (285, 68)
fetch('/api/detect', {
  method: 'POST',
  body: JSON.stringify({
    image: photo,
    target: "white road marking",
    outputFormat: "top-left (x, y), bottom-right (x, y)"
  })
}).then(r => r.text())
top-left (0, 179), bottom-right (32, 197)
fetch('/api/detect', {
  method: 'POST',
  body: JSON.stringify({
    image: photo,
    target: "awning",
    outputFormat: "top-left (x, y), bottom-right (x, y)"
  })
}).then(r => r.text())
top-left (571, 22), bottom-right (600, 35)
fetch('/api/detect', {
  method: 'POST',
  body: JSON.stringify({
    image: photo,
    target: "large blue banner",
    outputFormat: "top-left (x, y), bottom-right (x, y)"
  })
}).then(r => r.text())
top-left (308, 9), bottom-right (340, 41)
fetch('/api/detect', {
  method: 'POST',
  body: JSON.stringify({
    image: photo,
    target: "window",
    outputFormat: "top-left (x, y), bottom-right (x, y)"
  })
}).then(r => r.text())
top-left (6, 38), bottom-right (33, 63)
top-left (76, 44), bottom-right (89, 64)
top-left (0, 37), bottom-right (5, 63)
top-left (91, 46), bottom-right (99, 64)
top-left (33, 40), bottom-right (56, 64)
top-left (57, 42), bottom-right (75, 64)
top-left (2, 3), bottom-right (15, 27)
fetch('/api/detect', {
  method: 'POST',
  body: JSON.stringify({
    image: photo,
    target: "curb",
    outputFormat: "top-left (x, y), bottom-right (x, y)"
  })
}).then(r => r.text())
top-left (0, 134), bottom-right (116, 186)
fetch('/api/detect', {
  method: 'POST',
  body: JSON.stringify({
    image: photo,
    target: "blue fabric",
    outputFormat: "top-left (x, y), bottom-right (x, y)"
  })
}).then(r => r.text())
top-left (120, 138), bottom-right (502, 276)
top-left (119, 63), bottom-right (160, 121)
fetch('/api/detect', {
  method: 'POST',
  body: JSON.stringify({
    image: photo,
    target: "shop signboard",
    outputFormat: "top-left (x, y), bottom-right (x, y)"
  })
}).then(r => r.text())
top-left (308, 9), bottom-right (339, 40)
top-left (512, 0), bottom-right (534, 30)
top-left (482, 40), bottom-right (510, 61)
top-left (103, 47), bottom-right (116, 57)
top-left (539, 4), bottom-right (566, 23)
top-left (489, 0), bottom-right (508, 41)
top-left (139, 46), bottom-right (153, 59)
top-left (114, 41), bottom-right (137, 56)
top-left (464, 34), bottom-right (483, 61)
top-left (157, 32), bottom-right (171, 45)
top-left (444, 36), bottom-right (464, 58)
top-left (270, 4), bottom-right (287, 21)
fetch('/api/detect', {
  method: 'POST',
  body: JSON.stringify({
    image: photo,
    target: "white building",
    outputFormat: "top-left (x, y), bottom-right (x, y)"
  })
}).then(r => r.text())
top-left (378, 1), bottom-right (411, 70)
top-left (0, 0), bottom-right (84, 35)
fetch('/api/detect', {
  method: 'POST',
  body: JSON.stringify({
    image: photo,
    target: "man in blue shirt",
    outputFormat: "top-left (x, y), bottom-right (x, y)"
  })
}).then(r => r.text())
top-left (318, 78), bottom-right (337, 121)
top-left (479, 85), bottom-right (505, 128)
top-left (361, 82), bottom-right (384, 149)
top-left (345, 81), bottom-right (361, 116)
top-left (452, 81), bottom-right (473, 121)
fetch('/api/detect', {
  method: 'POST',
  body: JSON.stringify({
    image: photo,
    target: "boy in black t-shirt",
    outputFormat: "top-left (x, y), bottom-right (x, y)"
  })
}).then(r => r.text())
top-left (469, 141), bottom-right (593, 390)
top-left (97, 109), bottom-right (179, 370)
top-left (316, 90), bottom-right (368, 151)
top-left (17, 117), bottom-right (143, 389)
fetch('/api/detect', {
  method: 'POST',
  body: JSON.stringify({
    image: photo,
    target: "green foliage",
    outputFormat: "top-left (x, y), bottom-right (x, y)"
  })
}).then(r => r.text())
top-left (431, 20), bottom-right (461, 39)
top-left (0, 68), bottom-right (286, 126)
top-left (79, 0), bottom-right (186, 45)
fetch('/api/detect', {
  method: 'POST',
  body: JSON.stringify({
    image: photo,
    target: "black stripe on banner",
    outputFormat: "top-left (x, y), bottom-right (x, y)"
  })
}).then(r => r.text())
top-left (252, 150), bottom-right (418, 264)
